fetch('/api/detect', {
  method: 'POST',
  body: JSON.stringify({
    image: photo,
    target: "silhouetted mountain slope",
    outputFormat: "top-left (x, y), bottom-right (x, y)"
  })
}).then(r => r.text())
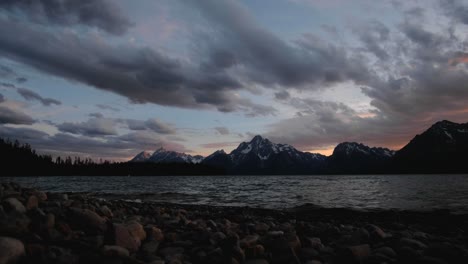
top-left (327, 142), bottom-right (395, 173)
top-left (394, 120), bottom-right (468, 173)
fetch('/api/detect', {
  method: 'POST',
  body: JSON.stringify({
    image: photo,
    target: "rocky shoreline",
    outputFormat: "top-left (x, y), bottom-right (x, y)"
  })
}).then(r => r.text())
top-left (1, 182), bottom-right (468, 264)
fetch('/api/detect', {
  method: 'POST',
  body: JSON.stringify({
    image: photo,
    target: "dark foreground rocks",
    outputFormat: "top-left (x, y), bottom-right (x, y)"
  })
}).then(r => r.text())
top-left (1, 182), bottom-right (468, 264)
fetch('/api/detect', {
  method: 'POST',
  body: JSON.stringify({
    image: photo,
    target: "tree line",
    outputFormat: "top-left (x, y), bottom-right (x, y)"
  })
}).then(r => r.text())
top-left (0, 138), bottom-right (225, 176)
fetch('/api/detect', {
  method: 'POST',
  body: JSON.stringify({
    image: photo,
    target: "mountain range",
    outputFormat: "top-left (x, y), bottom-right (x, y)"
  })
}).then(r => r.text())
top-left (130, 120), bottom-right (468, 174)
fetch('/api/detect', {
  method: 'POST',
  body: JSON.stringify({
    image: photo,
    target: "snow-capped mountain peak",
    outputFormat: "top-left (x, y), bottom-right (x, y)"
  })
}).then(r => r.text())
top-left (130, 151), bottom-right (153, 162)
top-left (333, 142), bottom-right (395, 158)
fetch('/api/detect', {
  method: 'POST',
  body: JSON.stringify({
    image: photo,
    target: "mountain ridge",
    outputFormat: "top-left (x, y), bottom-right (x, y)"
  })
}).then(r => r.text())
top-left (128, 120), bottom-right (468, 174)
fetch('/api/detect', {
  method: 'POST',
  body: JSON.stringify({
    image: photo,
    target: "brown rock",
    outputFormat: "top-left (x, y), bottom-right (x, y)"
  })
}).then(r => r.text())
top-left (240, 235), bottom-right (259, 248)
top-left (98, 206), bottom-right (113, 218)
top-left (146, 226), bottom-right (164, 242)
top-left (114, 224), bottom-right (139, 252)
top-left (0, 237), bottom-right (25, 264)
top-left (25, 196), bottom-right (39, 210)
top-left (126, 221), bottom-right (146, 242)
top-left (255, 223), bottom-right (270, 234)
top-left (2, 198), bottom-right (26, 213)
top-left (33, 191), bottom-right (47, 202)
top-left (69, 208), bottom-right (107, 232)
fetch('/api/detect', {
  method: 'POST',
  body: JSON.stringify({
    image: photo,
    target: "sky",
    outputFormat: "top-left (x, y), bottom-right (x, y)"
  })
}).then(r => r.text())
top-left (0, 0), bottom-right (468, 160)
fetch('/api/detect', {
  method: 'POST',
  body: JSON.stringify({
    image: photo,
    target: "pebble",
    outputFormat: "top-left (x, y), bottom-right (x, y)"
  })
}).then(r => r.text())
top-left (0, 182), bottom-right (467, 264)
top-left (2, 198), bottom-right (26, 213)
top-left (103, 245), bottom-right (130, 257)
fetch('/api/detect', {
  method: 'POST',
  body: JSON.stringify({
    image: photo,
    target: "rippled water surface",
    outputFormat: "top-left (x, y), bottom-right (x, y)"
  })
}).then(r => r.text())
top-left (3, 175), bottom-right (468, 212)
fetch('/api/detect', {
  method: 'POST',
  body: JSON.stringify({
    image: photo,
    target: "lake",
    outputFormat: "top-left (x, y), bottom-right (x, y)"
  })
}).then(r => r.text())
top-left (3, 175), bottom-right (468, 213)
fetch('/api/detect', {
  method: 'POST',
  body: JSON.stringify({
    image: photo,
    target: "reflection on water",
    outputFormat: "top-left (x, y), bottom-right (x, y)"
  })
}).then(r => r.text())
top-left (3, 175), bottom-right (468, 212)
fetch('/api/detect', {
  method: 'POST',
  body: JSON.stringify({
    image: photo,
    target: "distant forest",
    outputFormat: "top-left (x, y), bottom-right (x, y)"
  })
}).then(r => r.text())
top-left (0, 138), bottom-right (225, 176)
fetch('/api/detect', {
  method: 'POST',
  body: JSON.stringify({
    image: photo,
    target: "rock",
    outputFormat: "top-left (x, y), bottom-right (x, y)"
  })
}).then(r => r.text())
top-left (286, 233), bottom-right (301, 253)
top-left (266, 231), bottom-right (284, 237)
top-left (210, 231), bottom-right (226, 245)
top-left (299, 247), bottom-right (319, 259)
top-left (255, 222), bottom-right (270, 234)
top-left (374, 246), bottom-right (396, 259)
top-left (25, 196), bottom-right (39, 210)
top-left (365, 224), bottom-right (388, 240)
top-left (240, 235), bottom-right (259, 248)
top-left (69, 208), bottom-right (107, 233)
top-left (98, 205), bottom-right (113, 218)
top-left (351, 228), bottom-right (370, 244)
top-left (306, 237), bottom-right (323, 250)
top-left (336, 244), bottom-right (371, 264)
top-left (146, 226), bottom-right (164, 242)
top-left (305, 261), bottom-right (322, 264)
top-left (47, 246), bottom-right (78, 264)
top-left (45, 213), bottom-right (55, 229)
top-left (126, 221), bottom-right (146, 242)
top-left (33, 191), bottom-right (47, 202)
top-left (142, 241), bottom-right (160, 255)
top-left (244, 259), bottom-right (269, 264)
top-left (424, 243), bottom-right (468, 263)
top-left (398, 246), bottom-right (421, 262)
top-left (114, 224), bottom-right (140, 252)
top-left (2, 198), bottom-right (26, 213)
top-left (0, 212), bottom-right (30, 236)
top-left (159, 247), bottom-right (184, 257)
top-left (103, 245), bottom-right (129, 257)
top-left (0, 237), bottom-right (25, 264)
top-left (48, 193), bottom-right (68, 201)
top-left (400, 238), bottom-right (427, 249)
top-left (418, 256), bottom-right (448, 264)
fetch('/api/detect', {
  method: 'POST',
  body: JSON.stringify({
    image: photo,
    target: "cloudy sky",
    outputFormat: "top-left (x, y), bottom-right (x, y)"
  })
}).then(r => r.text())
top-left (0, 0), bottom-right (468, 160)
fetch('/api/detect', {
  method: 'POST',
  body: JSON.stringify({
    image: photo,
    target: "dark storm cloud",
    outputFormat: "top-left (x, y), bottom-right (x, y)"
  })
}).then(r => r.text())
top-left (17, 88), bottom-right (62, 106)
top-left (0, 126), bottom-right (49, 140)
top-left (267, 98), bottom-right (423, 151)
top-left (57, 118), bottom-right (117, 137)
top-left (188, 0), bottom-right (372, 89)
top-left (0, 17), bottom-right (273, 116)
top-left (354, 20), bottom-right (390, 60)
top-left (123, 118), bottom-right (176, 135)
top-left (0, 105), bottom-right (35, 125)
top-left (269, 2), bottom-right (468, 151)
top-left (0, 93), bottom-right (4, 103)
top-left (274, 91), bottom-right (290, 100)
top-left (440, 0), bottom-right (468, 25)
top-left (0, 0), bottom-right (132, 35)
